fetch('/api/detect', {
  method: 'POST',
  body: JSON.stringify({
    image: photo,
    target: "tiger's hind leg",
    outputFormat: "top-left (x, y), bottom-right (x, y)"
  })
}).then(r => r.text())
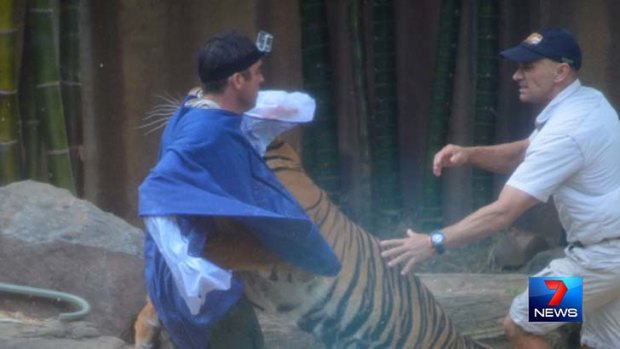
top-left (134, 296), bottom-right (161, 349)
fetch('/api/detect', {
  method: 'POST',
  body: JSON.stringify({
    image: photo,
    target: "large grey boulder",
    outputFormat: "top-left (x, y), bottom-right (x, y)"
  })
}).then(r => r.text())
top-left (0, 181), bottom-right (145, 337)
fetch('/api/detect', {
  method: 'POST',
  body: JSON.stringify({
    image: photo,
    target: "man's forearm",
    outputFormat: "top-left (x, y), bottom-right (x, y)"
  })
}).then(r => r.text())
top-left (442, 185), bottom-right (538, 249)
top-left (467, 139), bottom-right (529, 174)
top-left (442, 201), bottom-right (513, 248)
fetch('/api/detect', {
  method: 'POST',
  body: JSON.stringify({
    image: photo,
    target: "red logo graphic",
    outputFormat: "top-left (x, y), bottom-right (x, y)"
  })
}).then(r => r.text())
top-left (544, 280), bottom-right (568, 306)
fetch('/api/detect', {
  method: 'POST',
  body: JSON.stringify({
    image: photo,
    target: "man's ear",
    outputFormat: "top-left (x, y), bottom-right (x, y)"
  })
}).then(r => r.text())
top-left (229, 72), bottom-right (244, 90)
top-left (554, 63), bottom-right (571, 83)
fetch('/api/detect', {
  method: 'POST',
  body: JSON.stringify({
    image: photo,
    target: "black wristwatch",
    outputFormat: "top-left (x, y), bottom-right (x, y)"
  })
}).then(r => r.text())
top-left (430, 230), bottom-right (446, 255)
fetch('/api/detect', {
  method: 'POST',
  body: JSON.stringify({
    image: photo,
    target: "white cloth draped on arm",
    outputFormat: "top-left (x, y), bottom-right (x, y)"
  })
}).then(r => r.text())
top-left (144, 216), bottom-right (232, 315)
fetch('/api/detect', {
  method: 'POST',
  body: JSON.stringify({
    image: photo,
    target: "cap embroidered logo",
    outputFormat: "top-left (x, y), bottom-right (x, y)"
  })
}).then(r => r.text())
top-left (524, 32), bottom-right (543, 45)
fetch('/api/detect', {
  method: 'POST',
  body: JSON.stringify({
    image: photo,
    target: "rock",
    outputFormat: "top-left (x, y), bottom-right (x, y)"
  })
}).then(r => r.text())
top-left (0, 181), bottom-right (145, 338)
top-left (491, 229), bottom-right (550, 269)
top-left (520, 246), bottom-right (567, 274)
top-left (0, 320), bottom-right (131, 349)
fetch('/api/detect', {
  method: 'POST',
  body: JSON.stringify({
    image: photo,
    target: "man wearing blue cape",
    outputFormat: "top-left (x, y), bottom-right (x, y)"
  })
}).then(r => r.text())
top-left (138, 30), bottom-right (340, 348)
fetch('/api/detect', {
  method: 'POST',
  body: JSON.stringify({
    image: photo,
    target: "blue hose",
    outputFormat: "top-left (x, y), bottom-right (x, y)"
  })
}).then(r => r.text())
top-left (0, 282), bottom-right (91, 322)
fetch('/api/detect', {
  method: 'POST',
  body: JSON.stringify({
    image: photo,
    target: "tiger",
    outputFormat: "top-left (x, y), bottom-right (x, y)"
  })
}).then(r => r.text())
top-left (134, 139), bottom-right (487, 349)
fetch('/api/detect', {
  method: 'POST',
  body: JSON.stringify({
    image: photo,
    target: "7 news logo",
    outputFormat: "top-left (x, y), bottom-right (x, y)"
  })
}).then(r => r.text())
top-left (529, 276), bottom-right (582, 322)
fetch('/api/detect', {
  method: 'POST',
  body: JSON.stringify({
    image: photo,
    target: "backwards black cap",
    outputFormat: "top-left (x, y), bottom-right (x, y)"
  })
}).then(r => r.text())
top-left (200, 30), bottom-right (273, 83)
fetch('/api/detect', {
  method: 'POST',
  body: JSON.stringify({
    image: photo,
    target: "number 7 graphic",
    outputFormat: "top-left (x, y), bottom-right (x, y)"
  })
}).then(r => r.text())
top-left (544, 280), bottom-right (568, 306)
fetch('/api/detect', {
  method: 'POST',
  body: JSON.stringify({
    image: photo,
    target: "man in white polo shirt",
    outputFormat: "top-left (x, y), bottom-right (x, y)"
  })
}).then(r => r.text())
top-left (381, 28), bottom-right (620, 348)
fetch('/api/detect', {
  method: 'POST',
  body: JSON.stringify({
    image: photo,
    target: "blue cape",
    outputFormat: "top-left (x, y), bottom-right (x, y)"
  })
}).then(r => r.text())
top-left (139, 100), bottom-right (340, 348)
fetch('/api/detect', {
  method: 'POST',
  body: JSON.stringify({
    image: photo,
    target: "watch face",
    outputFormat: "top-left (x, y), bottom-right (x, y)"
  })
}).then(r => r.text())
top-left (431, 232), bottom-right (446, 254)
top-left (431, 233), bottom-right (444, 244)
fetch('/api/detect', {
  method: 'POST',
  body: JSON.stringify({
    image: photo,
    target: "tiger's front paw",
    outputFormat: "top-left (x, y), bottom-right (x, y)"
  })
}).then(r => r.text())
top-left (134, 298), bottom-right (161, 349)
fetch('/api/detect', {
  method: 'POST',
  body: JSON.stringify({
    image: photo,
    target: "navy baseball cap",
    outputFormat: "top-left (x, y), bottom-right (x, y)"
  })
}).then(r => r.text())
top-left (500, 28), bottom-right (582, 70)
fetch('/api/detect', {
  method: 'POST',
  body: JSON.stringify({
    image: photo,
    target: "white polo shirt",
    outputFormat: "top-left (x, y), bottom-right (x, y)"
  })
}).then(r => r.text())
top-left (507, 80), bottom-right (620, 245)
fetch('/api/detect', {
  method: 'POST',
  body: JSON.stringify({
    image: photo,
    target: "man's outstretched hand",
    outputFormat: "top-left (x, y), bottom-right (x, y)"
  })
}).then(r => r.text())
top-left (380, 229), bottom-right (435, 275)
top-left (432, 144), bottom-right (471, 176)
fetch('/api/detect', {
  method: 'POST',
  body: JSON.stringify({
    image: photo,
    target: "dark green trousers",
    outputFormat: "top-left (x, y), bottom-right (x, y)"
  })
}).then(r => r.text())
top-left (207, 296), bottom-right (264, 349)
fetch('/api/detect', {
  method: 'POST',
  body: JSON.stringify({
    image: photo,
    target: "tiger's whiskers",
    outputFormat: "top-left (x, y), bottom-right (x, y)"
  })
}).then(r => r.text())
top-left (137, 93), bottom-right (183, 135)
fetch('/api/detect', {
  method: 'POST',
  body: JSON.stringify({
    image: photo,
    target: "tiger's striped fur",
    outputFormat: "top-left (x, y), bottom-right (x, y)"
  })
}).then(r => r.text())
top-left (134, 140), bottom-right (486, 349)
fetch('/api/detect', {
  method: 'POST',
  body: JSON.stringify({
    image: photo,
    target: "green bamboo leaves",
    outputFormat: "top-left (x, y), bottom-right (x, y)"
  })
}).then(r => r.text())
top-left (0, 0), bottom-right (21, 185)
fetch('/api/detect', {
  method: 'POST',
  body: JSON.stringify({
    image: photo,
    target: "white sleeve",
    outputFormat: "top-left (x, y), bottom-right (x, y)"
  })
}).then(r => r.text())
top-left (507, 133), bottom-right (583, 202)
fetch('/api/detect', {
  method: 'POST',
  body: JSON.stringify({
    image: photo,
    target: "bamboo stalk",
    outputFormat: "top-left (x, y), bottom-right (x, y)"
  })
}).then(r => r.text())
top-left (60, 0), bottom-right (82, 195)
top-left (0, 0), bottom-right (22, 185)
top-left (19, 36), bottom-right (41, 180)
top-left (299, 0), bottom-right (341, 203)
top-left (348, 0), bottom-right (372, 228)
top-left (419, 0), bottom-right (461, 231)
top-left (15, 0), bottom-right (40, 179)
top-left (29, 0), bottom-right (75, 193)
top-left (472, 0), bottom-right (498, 209)
top-left (370, 0), bottom-right (402, 234)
